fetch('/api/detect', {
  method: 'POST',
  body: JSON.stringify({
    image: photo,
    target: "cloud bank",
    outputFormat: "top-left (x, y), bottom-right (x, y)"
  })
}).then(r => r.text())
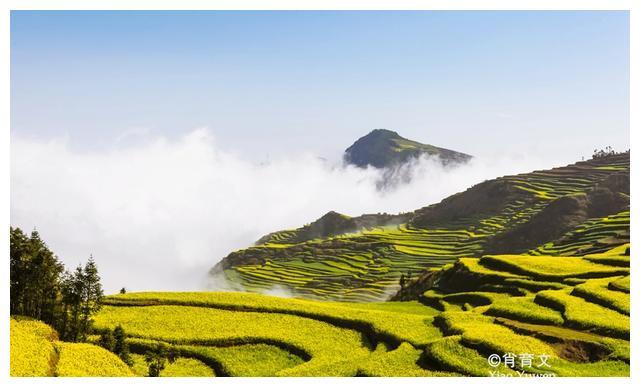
top-left (11, 128), bottom-right (576, 293)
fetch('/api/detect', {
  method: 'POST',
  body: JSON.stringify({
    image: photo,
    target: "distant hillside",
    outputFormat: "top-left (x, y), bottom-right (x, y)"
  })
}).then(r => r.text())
top-left (343, 129), bottom-right (472, 169)
top-left (211, 152), bottom-right (629, 302)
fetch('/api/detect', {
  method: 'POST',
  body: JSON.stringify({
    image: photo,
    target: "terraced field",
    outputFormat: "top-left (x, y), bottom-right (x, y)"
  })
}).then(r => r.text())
top-left (214, 153), bottom-right (630, 301)
top-left (95, 293), bottom-right (447, 376)
top-left (417, 245), bottom-right (631, 376)
top-left (530, 210), bottom-right (630, 256)
top-left (10, 318), bottom-right (133, 377)
top-left (92, 245), bottom-right (629, 376)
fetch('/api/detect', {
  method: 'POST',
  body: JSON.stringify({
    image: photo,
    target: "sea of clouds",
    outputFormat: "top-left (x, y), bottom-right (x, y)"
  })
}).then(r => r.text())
top-left (11, 128), bottom-right (576, 293)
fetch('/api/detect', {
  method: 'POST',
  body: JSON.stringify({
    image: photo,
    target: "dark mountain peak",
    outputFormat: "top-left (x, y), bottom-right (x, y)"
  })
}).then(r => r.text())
top-left (367, 128), bottom-right (402, 139)
top-left (344, 129), bottom-right (471, 169)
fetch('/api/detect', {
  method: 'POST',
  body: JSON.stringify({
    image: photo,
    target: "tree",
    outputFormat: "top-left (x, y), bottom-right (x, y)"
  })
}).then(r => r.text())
top-left (10, 227), bottom-right (30, 315)
top-left (145, 344), bottom-right (167, 377)
top-left (62, 264), bottom-right (86, 341)
top-left (98, 329), bottom-right (115, 352)
top-left (113, 325), bottom-right (133, 366)
top-left (10, 227), bottom-right (105, 343)
top-left (592, 146), bottom-right (618, 159)
top-left (113, 325), bottom-right (126, 354)
top-left (79, 256), bottom-right (104, 341)
top-left (10, 227), bottom-right (63, 325)
top-left (119, 341), bottom-right (133, 366)
top-left (146, 355), bottom-right (165, 377)
top-left (145, 343), bottom-right (178, 377)
top-left (120, 287), bottom-right (127, 294)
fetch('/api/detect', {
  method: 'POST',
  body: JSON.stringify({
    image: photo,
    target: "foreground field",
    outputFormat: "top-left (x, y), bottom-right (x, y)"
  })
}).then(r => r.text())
top-left (90, 246), bottom-right (629, 377)
top-left (11, 245), bottom-right (630, 377)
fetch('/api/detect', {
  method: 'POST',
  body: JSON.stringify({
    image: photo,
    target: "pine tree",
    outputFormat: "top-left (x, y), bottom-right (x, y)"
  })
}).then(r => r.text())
top-left (68, 264), bottom-right (85, 341)
top-left (79, 256), bottom-right (104, 341)
top-left (59, 270), bottom-right (76, 340)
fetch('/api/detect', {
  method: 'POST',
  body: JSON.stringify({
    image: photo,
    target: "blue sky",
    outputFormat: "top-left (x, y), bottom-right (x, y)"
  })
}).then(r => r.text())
top-left (11, 11), bottom-right (629, 161)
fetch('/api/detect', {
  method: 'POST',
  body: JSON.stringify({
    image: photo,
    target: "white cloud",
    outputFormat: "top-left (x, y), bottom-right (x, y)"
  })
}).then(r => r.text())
top-left (11, 128), bottom-right (576, 293)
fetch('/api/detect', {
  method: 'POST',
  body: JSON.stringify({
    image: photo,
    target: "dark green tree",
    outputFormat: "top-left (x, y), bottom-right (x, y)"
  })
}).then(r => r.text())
top-left (144, 343), bottom-right (178, 377)
top-left (98, 329), bottom-right (115, 352)
top-left (113, 325), bottom-right (133, 365)
top-left (9, 227), bottom-right (30, 315)
top-left (79, 256), bottom-right (104, 341)
top-left (10, 227), bottom-right (105, 343)
top-left (10, 228), bottom-right (64, 325)
top-left (63, 264), bottom-right (86, 341)
top-left (145, 343), bottom-right (168, 377)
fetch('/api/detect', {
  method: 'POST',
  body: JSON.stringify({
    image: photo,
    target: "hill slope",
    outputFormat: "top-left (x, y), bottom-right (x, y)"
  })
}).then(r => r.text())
top-left (343, 129), bottom-right (472, 168)
top-left (211, 152), bottom-right (629, 302)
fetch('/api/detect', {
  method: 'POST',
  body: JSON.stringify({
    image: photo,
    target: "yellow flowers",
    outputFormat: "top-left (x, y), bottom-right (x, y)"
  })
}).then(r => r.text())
top-left (10, 318), bottom-right (133, 377)
top-left (104, 291), bottom-right (441, 346)
top-left (94, 304), bottom-right (370, 374)
top-left (12, 243), bottom-right (630, 377)
top-left (96, 292), bottom-right (449, 376)
top-left (535, 290), bottom-right (630, 339)
top-left (55, 342), bottom-right (134, 377)
top-left (485, 296), bottom-right (564, 325)
top-left (10, 319), bottom-right (56, 376)
top-left (481, 255), bottom-right (629, 280)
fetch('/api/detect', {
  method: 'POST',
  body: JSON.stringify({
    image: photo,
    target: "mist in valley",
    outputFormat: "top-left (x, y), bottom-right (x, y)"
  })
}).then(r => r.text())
top-left (11, 128), bottom-right (580, 293)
